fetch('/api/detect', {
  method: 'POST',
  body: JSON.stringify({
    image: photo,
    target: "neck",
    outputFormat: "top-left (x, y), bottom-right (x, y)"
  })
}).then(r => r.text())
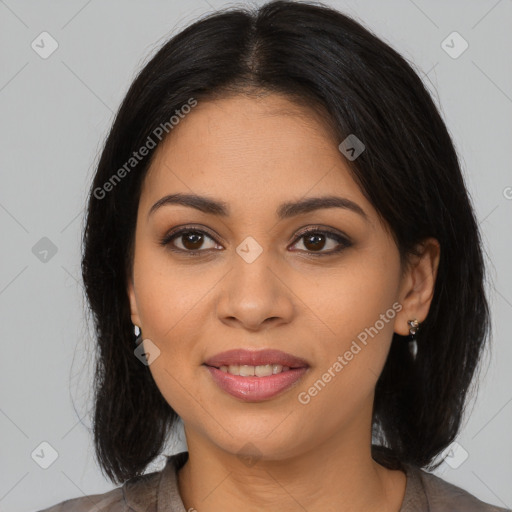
top-left (177, 426), bottom-right (406, 512)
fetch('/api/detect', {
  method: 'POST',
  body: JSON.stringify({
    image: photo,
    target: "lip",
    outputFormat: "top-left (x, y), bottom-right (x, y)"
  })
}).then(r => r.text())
top-left (205, 366), bottom-right (309, 402)
top-left (203, 349), bottom-right (310, 402)
top-left (203, 349), bottom-right (309, 369)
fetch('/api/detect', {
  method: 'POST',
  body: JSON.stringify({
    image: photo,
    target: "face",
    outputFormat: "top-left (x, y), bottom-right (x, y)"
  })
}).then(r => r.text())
top-left (127, 93), bottom-right (437, 461)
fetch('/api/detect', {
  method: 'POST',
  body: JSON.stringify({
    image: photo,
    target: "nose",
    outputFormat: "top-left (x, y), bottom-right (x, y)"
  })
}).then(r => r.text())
top-left (215, 249), bottom-right (295, 332)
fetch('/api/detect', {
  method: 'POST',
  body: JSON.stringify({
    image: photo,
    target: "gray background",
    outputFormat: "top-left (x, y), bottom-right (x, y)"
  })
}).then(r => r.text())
top-left (1, 0), bottom-right (511, 510)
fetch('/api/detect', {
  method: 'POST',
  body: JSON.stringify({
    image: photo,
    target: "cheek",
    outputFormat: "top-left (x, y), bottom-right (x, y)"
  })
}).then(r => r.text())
top-left (301, 251), bottom-right (400, 347)
top-left (137, 291), bottom-right (209, 422)
top-left (296, 250), bottom-right (401, 399)
top-left (131, 246), bottom-right (216, 399)
top-left (132, 242), bottom-right (207, 340)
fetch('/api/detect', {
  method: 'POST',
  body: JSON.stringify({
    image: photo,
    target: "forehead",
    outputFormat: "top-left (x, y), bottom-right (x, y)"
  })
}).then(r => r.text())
top-left (141, 94), bottom-right (373, 223)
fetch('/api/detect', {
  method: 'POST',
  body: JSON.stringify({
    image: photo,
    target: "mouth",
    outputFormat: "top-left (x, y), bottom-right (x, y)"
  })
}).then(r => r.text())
top-left (207, 363), bottom-right (295, 377)
top-left (204, 348), bottom-right (309, 372)
top-left (203, 348), bottom-right (310, 402)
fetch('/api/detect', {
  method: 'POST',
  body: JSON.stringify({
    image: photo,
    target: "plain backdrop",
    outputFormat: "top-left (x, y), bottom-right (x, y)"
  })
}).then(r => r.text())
top-left (1, 1), bottom-right (511, 510)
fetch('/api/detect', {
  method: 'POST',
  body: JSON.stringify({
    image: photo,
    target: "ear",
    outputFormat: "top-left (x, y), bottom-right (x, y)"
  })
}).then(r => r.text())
top-left (394, 237), bottom-right (441, 335)
top-left (127, 274), bottom-right (142, 328)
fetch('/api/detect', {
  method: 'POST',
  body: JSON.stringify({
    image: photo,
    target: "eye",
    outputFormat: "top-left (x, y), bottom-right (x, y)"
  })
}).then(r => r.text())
top-left (160, 225), bottom-right (352, 257)
top-left (289, 227), bottom-right (352, 256)
top-left (160, 227), bottom-right (221, 254)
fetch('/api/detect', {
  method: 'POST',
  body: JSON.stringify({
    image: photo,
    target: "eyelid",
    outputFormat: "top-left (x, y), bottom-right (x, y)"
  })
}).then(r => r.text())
top-left (161, 224), bottom-right (222, 243)
top-left (292, 224), bottom-right (350, 242)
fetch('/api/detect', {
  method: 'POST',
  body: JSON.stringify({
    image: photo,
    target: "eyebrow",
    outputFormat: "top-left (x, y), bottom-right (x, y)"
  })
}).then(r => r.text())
top-left (148, 193), bottom-right (369, 222)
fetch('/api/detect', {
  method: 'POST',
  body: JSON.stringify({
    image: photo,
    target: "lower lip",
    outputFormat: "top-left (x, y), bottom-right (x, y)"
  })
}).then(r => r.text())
top-left (204, 365), bottom-right (308, 402)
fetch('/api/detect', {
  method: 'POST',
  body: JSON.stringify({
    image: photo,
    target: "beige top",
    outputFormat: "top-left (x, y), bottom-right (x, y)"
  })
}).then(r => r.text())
top-left (37, 451), bottom-right (510, 512)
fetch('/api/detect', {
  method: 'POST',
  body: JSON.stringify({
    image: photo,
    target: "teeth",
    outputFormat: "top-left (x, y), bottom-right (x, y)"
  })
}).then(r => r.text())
top-left (218, 364), bottom-right (292, 376)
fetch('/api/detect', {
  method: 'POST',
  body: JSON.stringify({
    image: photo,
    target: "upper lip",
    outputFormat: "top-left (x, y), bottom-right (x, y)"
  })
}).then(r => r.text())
top-left (204, 349), bottom-right (309, 369)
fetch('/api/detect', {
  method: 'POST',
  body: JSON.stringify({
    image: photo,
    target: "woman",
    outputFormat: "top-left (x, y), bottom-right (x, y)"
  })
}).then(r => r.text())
top-left (38, 1), bottom-right (509, 511)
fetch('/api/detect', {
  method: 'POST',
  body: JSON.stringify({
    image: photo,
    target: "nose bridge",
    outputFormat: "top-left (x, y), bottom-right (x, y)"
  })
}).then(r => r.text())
top-left (215, 235), bottom-right (294, 329)
top-left (235, 243), bottom-right (273, 291)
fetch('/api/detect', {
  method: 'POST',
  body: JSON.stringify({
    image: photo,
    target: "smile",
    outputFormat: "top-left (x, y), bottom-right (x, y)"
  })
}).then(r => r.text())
top-left (203, 364), bottom-right (309, 402)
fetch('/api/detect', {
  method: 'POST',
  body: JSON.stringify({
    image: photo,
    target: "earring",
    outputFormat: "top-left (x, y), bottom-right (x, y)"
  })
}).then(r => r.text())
top-left (134, 324), bottom-right (142, 346)
top-left (407, 319), bottom-right (420, 360)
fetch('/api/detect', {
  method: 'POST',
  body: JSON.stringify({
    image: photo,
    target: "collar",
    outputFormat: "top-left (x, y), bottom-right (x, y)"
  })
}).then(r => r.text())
top-left (123, 451), bottom-right (189, 512)
top-left (400, 462), bottom-right (430, 511)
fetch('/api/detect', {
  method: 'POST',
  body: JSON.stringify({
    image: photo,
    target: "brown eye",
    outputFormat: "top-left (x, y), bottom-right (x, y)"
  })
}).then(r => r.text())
top-left (161, 228), bottom-right (220, 253)
top-left (290, 228), bottom-right (352, 255)
top-left (302, 232), bottom-right (327, 251)
top-left (180, 231), bottom-right (206, 251)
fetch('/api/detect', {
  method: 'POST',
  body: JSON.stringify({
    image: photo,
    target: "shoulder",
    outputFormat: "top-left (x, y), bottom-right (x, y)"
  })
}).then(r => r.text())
top-left (36, 487), bottom-right (124, 512)
top-left (36, 467), bottom-right (162, 512)
top-left (410, 464), bottom-right (510, 512)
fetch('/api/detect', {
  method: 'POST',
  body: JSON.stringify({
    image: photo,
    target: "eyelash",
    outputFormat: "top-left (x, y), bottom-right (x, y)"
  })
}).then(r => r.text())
top-left (159, 225), bottom-right (352, 257)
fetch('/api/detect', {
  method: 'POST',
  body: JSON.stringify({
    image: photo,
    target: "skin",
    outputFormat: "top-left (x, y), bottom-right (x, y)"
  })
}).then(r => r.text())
top-left (127, 92), bottom-right (440, 512)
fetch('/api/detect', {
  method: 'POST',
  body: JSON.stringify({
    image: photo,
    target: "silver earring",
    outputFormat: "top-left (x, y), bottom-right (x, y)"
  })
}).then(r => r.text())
top-left (407, 319), bottom-right (420, 360)
top-left (134, 324), bottom-right (142, 346)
